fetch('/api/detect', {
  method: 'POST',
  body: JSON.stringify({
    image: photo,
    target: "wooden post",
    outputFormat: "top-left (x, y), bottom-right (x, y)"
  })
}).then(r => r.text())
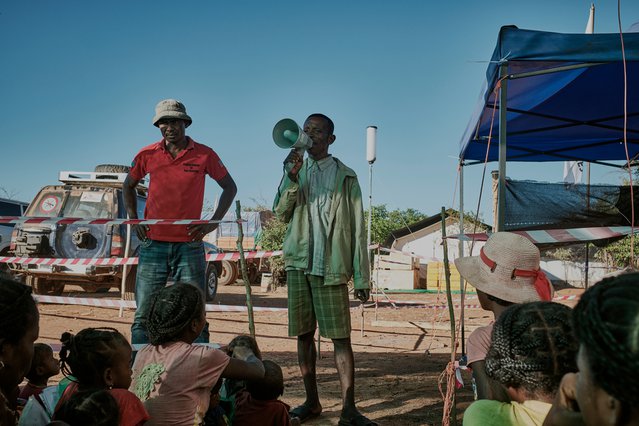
top-left (442, 207), bottom-right (457, 425)
top-left (236, 201), bottom-right (256, 339)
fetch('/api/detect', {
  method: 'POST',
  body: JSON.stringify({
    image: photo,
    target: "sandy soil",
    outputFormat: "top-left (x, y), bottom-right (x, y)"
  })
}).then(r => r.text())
top-left (32, 281), bottom-right (582, 426)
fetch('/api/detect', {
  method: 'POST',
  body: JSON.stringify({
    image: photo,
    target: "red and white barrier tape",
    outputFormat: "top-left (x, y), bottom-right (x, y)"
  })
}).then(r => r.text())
top-left (30, 294), bottom-right (580, 314)
top-left (0, 250), bottom-right (282, 266)
top-left (34, 294), bottom-right (287, 312)
top-left (370, 296), bottom-right (479, 305)
top-left (365, 302), bottom-right (483, 310)
top-left (46, 342), bottom-right (221, 352)
top-left (552, 294), bottom-right (581, 301)
top-left (0, 216), bottom-right (242, 226)
top-left (34, 293), bottom-right (478, 312)
top-left (366, 293), bottom-right (580, 309)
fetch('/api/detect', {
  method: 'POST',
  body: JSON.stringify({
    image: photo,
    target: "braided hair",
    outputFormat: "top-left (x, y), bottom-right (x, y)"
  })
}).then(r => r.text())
top-left (53, 388), bottom-right (119, 426)
top-left (59, 327), bottom-right (129, 387)
top-left (572, 272), bottom-right (639, 406)
top-left (485, 301), bottom-right (578, 397)
top-left (0, 273), bottom-right (38, 344)
top-left (146, 283), bottom-right (205, 346)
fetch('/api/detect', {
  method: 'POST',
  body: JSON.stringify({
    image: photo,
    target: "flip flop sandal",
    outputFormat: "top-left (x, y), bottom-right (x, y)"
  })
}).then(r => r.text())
top-left (289, 405), bottom-right (321, 424)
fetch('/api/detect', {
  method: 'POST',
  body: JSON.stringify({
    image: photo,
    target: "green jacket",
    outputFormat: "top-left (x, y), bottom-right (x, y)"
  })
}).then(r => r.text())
top-left (273, 157), bottom-right (370, 289)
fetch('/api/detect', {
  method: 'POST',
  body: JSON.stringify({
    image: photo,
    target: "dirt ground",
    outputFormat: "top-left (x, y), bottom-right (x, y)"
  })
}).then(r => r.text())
top-left (32, 281), bottom-right (582, 426)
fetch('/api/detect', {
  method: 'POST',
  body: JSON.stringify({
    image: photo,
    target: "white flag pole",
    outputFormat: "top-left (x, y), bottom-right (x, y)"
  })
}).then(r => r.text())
top-left (563, 4), bottom-right (594, 184)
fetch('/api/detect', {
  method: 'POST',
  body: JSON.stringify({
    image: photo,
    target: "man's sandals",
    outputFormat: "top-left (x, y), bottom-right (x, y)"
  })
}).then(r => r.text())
top-left (289, 405), bottom-right (378, 425)
top-left (289, 405), bottom-right (321, 424)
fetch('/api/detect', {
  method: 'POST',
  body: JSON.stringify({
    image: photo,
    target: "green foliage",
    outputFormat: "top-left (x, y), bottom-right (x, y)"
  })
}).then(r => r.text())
top-left (595, 235), bottom-right (639, 267)
top-left (365, 205), bottom-right (489, 246)
top-left (260, 217), bottom-right (287, 251)
top-left (365, 204), bottom-right (428, 245)
top-left (595, 165), bottom-right (639, 267)
top-left (259, 216), bottom-right (288, 283)
top-left (544, 247), bottom-right (578, 261)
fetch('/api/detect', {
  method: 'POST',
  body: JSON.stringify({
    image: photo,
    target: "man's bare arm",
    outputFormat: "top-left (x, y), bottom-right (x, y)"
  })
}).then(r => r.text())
top-left (187, 173), bottom-right (237, 241)
top-left (123, 174), bottom-right (147, 240)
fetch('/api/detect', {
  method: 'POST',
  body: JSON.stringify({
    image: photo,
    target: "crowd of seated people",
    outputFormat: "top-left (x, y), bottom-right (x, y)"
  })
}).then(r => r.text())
top-left (2, 233), bottom-right (639, 426)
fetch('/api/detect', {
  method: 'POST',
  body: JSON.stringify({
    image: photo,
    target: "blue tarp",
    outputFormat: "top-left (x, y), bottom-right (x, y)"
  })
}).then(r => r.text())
top-left (459, 26), bottom-right (639, 164)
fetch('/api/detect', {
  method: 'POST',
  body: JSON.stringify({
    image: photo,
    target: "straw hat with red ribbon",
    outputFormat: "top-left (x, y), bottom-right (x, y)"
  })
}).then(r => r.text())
top-left (454, 232), bottom-right (553, 303)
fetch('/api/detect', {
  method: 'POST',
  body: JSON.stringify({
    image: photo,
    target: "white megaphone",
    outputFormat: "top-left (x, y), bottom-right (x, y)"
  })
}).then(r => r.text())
top-left (272, 118), bottom-right (313, 156)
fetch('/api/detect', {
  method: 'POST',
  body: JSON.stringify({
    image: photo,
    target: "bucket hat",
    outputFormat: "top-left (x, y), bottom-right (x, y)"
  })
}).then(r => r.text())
top-left (152, 99), bottom-right (192, 127)
top-left (454, 232), bottom-right (553, 303)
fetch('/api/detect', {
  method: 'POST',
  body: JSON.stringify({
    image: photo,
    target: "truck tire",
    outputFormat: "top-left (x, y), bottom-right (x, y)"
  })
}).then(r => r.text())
top-left (94, 164), bottom-right (131, 173)
top-left (205, 264), bottom-right (218, 302)
top-left (218, 260), bottom-right (238, 286)
top-left (26, 276), bottom-right (65, 296)
top-left (247, 261), bottom-right (260, 284)
top-left (83, 283), bottom-right (109, 293)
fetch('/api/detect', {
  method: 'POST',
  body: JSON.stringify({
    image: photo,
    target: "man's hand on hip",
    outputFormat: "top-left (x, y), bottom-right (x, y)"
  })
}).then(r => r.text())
top-left (133, 224), bottom-right (149, 241)
top-left (187, 223), bottom-right (218, 241)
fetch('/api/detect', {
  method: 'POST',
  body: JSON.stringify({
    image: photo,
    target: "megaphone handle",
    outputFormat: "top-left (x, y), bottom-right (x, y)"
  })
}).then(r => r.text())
top-left (284, 149), bottom-right (304, 175)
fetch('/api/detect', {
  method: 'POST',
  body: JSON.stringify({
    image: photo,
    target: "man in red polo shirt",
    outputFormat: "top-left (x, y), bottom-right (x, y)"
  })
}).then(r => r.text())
top-left (123, 99), bottom-right (237, 344)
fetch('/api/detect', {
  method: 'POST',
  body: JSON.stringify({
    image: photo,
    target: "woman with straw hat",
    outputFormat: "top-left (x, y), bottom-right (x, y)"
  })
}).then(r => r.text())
top-left (455, 232), bottom-right (554, 401)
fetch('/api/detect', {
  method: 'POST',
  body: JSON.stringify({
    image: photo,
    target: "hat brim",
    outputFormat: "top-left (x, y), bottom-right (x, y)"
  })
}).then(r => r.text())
top-left (152, 112), bottom-right (192, 128)
top-left (454, 256), bottom-right (545, 303)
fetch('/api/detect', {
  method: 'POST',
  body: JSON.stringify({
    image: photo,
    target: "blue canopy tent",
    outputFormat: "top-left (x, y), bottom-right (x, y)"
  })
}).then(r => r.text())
top-left (459, 26), bottom-right (639, 230)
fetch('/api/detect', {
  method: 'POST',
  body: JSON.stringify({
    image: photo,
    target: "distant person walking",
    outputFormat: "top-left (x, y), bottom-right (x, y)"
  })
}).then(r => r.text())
top-left (273, 113), bottom-right (376, 426)
top-left (124, 99), bottom-right (237, 344)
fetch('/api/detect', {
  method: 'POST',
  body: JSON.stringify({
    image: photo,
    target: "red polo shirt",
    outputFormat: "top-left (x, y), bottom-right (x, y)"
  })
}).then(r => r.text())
top-left (129, 137), bottom-right (228, 242)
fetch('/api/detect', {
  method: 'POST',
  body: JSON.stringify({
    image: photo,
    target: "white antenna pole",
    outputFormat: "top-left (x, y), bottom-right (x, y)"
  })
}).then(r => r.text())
top-left (366, 126), bottom-right (377, 263)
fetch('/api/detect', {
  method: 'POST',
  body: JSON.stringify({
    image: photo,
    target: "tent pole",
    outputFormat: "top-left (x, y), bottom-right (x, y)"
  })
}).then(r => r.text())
top-left (508, 62), bottom-right (603, 80)
top-left (459, 162), bottom-right (466, 357)
top-left (585, 162), bottom-right (591, 288)
top-left (497, 64), bottom-right (508, 232)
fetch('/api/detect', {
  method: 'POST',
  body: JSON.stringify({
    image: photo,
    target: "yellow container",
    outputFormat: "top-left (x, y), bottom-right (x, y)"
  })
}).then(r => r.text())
top-left (426, 261), bottom-right (462, 291)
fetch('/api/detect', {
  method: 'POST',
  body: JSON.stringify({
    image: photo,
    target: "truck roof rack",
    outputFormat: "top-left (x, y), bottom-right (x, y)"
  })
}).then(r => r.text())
top-left (59, 171), bottom-right (148, 190)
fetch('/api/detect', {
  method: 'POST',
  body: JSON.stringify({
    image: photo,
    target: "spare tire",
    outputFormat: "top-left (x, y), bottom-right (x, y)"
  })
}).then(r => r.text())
top-left (94, 164), bottom-right (130, 173)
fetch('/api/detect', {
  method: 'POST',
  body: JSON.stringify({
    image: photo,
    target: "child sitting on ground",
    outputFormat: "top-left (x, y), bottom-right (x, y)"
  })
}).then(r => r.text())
top-left (130, 282), bottom-right (265, 426)
top-left (462, 301), bottom-right (578, 426)
top-left (18, 343), bottom-right (60, 405)
top-left (233, 360), bottom-right (300, 426)
top-left (212, 334), bottom-right (263, 423)
top-left (53, 327), bottom-right (149, 426)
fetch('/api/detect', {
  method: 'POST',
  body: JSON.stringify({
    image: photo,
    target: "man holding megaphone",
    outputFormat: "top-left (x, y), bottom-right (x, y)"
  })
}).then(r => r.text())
top-left (273, 114), bottom-right (376, 426)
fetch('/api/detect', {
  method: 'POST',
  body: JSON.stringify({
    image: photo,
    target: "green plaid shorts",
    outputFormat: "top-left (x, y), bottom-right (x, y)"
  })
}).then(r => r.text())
top-left (287, 270), bottom-right (351, 339)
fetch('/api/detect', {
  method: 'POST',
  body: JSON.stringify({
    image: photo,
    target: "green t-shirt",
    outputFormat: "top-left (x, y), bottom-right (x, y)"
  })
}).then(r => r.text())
top-left (463, 399), bottom-right (551, 426)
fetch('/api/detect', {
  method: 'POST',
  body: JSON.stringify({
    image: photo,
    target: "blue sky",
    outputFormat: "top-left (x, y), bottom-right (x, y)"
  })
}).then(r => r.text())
top-left (2, 1), bottom-right (638, 224)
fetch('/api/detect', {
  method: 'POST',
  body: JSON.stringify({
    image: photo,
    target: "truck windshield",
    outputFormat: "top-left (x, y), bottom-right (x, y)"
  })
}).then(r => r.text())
top-left (61, 190), bottom-right (114, 219)
top-left (28, 190), bottom-right (66, 217)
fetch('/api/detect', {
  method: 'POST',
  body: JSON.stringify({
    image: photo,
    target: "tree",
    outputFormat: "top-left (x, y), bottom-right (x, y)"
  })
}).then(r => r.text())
top-left (365, 204), bottom-right (428, 246)
top-left (0, 187), bottom-right (19, 200)
top-left (259, 216), bottom-right (287, 284)
top-left (593, 165), bottom-right (639, 268)
top-left (595, 236), bottom-right (639, 267)
top-left (260, 217), bottom-right (287, 251)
